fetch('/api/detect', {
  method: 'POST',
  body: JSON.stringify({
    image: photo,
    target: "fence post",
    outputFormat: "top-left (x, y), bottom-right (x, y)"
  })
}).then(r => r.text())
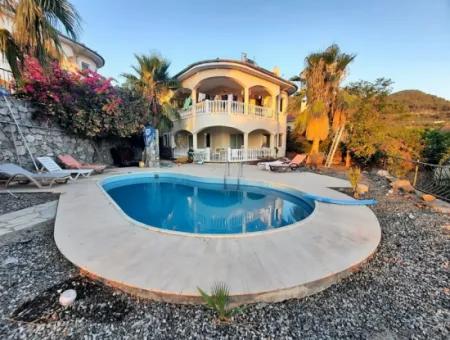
top-left (413, 159), bottom-right (419, 187)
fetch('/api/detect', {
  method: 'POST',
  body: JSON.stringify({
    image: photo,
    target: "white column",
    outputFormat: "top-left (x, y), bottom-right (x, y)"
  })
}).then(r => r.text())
top-left (193, 132), bottom-right (198, 150)
top-left (244, 87), bottom-right (249, 114)
top-left (270, 134), bottom-right (275, 148)
top-left (243, 132), bottom-right (249, 160)
top-left (191, 88), bottom-right (197, 114)
top-left (271, 95), bottom-right (277, 118)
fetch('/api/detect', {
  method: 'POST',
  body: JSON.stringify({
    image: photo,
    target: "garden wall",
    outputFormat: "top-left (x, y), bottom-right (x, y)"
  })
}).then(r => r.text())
top-left (0, 98), bottom-right (128, 169)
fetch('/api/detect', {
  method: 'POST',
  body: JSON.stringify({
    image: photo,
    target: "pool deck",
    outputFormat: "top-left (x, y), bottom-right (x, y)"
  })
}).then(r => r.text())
top-left (4, 164), bottom-right (382, 304)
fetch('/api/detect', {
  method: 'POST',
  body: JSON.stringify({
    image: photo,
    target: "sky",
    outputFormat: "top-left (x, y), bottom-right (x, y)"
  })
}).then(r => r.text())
top-left (71, 0), bottom-right (450, 99)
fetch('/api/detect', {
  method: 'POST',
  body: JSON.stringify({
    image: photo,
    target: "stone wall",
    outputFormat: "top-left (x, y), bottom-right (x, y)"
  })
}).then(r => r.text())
top-left (0, 97), bottom-right (130, 169)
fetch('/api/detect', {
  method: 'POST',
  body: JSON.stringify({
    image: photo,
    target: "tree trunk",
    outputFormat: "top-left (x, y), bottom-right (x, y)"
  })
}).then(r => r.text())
top-left (310, 138), bottom-right (320, 154)
top-left (345, 150), bottom-right (351, 168)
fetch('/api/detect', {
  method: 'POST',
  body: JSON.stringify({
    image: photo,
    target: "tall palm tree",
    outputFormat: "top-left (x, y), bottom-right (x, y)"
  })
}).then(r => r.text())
top-left (0, 0), bottom-right (80, 79)
top-left (121, 53), bottom-right (179, 130)
top-left (293, 44), bottom-right (355, 154)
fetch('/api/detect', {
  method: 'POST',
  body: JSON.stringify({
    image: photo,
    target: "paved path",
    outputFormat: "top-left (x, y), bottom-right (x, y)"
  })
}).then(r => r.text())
top-left (0, 200), bottom-right (58, 237)
top-left (51, 165), bottom-right (381, 304)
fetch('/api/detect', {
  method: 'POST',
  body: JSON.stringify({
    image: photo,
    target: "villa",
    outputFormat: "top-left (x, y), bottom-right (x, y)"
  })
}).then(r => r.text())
top-left (163, 56), bottom-right (297, 162)
top-left (0, 15), bottom-right (104, 87)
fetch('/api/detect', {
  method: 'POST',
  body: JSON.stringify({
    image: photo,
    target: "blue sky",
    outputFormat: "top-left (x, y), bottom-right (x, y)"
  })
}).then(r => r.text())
top-left (72, 0), bottom-right (450, 99)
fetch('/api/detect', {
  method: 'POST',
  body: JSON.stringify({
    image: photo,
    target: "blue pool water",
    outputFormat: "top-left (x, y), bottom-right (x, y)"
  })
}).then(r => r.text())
top-left (102, 174), bottom-right (315, 234)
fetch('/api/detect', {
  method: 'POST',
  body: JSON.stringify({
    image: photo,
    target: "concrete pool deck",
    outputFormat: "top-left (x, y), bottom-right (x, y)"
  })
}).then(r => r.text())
top-left (11, 164), bottom-right (382, 304)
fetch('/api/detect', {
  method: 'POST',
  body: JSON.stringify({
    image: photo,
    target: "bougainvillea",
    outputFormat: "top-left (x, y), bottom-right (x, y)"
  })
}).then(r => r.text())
top-left (15, 57), bottom-right (151, 138)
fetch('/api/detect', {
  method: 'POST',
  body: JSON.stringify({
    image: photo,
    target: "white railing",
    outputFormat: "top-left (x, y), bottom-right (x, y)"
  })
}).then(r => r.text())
top-left (191, 147), bottom-right (275, 162)
top-left (178, 100), bottom-right (273, 119)
top-left (248, 104), bottom-right (273, 118)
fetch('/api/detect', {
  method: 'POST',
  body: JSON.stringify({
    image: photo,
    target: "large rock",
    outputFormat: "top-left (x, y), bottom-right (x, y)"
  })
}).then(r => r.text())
top-left (391, 179), bottom-right (415, 193)
top-left (422, 194), bottom-right (436, 202)
top-left (356, 184), bottom-right (369, 195)
top-left (376, 169), bottom-right (390, 177)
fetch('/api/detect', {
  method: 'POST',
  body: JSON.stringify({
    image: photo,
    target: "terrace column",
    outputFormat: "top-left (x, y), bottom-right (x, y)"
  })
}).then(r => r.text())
top-left (271, 95), bottom-right (277, 118)
top-left (244, 87), bottom-right (250, 114)
top-left (243, 132), bottom-right (249, 160)
top-left (193, 132), bottom-right (198, 150)
top-left (191, 88), bottom-right (197, 115)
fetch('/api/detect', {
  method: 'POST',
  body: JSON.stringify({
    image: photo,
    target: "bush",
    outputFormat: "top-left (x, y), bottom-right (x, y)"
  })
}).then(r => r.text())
top-left (421, 129), bottom-right (450, 164)
top-left (15, 57), bottom-right (151, 139)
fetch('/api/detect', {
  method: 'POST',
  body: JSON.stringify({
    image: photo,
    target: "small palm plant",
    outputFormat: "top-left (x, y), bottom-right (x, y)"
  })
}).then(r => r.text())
top-left (198, 282), bottom-right (242, 322)
top-left (347, 166), bottom-right (361, 198)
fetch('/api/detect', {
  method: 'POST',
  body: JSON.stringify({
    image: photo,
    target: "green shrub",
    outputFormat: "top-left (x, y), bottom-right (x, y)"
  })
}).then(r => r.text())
top-left (198, 282), bottom-right (242, 322)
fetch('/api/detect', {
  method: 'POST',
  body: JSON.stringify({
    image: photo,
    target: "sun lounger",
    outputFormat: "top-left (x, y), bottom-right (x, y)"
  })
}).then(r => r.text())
top-left (58, 154), bottom-right (106, 173)
top-left (0, 163), bottom-right (71, 188)
top-left (37, 156), bottom-right (93, 180)
top-left (269, 154), bottom-right (307, 172)
top-left (257, 157), bottom-right (290, 171)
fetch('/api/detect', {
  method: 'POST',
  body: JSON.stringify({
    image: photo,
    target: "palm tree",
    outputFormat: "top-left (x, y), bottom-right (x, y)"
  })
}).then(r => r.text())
top-left (121, 53), bottom-right (179, 130)
top-left (0, 0), bottom-right (80, 80)
top-left (293, 44), bottom-right (355, 154)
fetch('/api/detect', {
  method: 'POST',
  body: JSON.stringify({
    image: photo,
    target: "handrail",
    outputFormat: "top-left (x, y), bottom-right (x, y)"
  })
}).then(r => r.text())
top-left (178, 100), bottom-right (273, 119)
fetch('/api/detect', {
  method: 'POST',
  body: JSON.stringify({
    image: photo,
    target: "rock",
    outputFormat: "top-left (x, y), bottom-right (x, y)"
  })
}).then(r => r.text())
top-left (422, 194), bottom-right (436, 202)
top-left (2, 256), bottom-right (18, 267)
top-left (59, 289), bottom-right (77, 306)
top-left (376, 169), bottom-right (390, 177)
top-left (356, 184), bottom-right (369, 195)
top-left (391, 179), bottom-right (415, 193)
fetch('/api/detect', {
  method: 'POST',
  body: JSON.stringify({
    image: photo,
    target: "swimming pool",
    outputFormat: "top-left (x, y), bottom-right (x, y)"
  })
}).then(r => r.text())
top-left (102, 173), bottom-right (315, 234)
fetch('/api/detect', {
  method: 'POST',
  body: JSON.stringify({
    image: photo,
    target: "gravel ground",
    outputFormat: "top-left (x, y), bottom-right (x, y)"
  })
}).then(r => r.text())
top-left (0, 193), bottom-right (59, 215)
top-left (0, 173), bottom-right (449, 339)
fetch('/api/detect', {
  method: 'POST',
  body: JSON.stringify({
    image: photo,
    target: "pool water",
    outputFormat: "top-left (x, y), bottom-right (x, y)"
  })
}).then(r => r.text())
top-left (103, 174), bottom-right (314, 234)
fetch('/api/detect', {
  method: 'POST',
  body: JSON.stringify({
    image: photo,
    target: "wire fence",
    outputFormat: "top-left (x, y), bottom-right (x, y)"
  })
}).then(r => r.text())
top-left (382, 156), bottom-right (450, 202)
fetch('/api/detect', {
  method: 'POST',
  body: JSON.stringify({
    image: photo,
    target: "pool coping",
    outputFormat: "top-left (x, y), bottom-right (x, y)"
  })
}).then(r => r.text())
top-left (53, 165), bottom-right (382, 305)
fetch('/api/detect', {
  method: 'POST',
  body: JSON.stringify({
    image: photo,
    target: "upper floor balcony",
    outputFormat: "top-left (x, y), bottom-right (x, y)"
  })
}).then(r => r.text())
top-left (174, 74), bottom-right (290, 124)
top-left (179, 99), bottom-right (274, 119)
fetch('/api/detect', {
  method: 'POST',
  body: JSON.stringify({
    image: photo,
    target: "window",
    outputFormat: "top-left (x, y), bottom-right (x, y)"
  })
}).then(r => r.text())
top-left (262, 134), bottom-right (270, 147)
top-left (163, 134), bottom-right (169, 147)
top-left (81, 62), bottom-right (90, 71)
top-left (280, 98), bottom-right (284, 112)
top-left (205, 133), bottom-right (211, 148)
top-left (230, 134), bottom-right (243, 149)
top-left (188, 135), bottom-right (193, 148)
top-left (278, 134), bottom-right (283, 147)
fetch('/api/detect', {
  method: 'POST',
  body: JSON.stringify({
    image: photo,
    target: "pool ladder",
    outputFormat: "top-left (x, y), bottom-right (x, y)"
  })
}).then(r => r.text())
top-left (224, 161), bottom-right (244, 189)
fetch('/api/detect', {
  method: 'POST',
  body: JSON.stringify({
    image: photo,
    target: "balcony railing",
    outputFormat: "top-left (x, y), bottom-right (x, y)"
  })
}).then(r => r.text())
top-left (179, 100), bottom-right (273, 119)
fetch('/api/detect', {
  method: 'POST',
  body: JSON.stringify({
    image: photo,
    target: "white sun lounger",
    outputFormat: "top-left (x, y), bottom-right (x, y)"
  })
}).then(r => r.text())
top-left (0, 163), bottom-right (71, 188)
top-left (37, 156), bottom-right (93, 180)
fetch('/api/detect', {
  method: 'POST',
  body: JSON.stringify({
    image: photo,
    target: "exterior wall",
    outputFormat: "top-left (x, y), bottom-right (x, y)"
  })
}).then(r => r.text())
top-left (0, 98), bottom-right (127, 169)
top-left (0, 16), bottom-right (103, 73)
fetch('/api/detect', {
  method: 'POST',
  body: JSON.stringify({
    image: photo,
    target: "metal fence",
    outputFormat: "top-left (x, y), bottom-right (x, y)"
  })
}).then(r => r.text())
top-left (383, 156), bottom-right (450, 202)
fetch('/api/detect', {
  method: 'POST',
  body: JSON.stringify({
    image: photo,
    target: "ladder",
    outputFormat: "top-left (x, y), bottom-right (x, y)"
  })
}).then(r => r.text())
top-left (224, 161), bottom-right (244, 189)
top-left (325, 125), bottom-right (345, 168)
top-left (2, 93), bottom-right (38, 170)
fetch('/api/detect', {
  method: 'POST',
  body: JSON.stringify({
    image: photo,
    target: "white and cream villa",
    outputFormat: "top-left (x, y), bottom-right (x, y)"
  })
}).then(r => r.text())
top-left (0, 15), bottom-right (104, 87)
top-left (165, 57), bottom-right (297, 162)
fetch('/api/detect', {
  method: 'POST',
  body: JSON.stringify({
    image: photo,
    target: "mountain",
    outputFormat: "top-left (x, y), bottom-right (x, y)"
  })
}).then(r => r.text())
top-left (387, 90), bottom-right (450, 128)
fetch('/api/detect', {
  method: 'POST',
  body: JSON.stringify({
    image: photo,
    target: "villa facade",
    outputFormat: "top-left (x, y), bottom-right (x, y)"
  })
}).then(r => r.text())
top-left (165, 58), bottom-right (297, 162)
top-left (0, 16), bottom-right (104, 88)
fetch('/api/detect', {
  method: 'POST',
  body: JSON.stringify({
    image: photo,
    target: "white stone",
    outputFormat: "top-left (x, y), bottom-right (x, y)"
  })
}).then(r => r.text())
top-left (2, 256), bottom-right (18, 266)
top-left (376, 169), bottom-right (390, 177)
top-left (59, 289), bottom-right (77, 306)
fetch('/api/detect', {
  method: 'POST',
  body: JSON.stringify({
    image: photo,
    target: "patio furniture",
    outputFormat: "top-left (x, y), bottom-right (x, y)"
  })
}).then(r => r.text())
top-left (257, 157), bottom-right (290, 171)
top-left (58, 154), bottom-right (107, 173)
top-left (0, 163), bottom-right (71, 188)
top-left (37, 156), bottom-right (93, 180)
top-left (269, 154), bottom-right (308, 172)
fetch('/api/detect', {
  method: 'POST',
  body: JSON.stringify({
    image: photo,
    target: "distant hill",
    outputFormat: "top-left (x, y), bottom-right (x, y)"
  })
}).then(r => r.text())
top-left (387, 90), bottom-right (450, 128)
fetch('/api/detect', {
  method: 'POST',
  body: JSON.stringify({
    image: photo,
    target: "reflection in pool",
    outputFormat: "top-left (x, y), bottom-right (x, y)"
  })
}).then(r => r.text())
top-left (103, 175), bottom-right (314, 234)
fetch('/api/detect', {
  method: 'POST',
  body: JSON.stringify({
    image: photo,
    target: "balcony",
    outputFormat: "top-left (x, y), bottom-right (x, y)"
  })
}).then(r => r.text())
top-left (179, 100), bottom-right (274, 119)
